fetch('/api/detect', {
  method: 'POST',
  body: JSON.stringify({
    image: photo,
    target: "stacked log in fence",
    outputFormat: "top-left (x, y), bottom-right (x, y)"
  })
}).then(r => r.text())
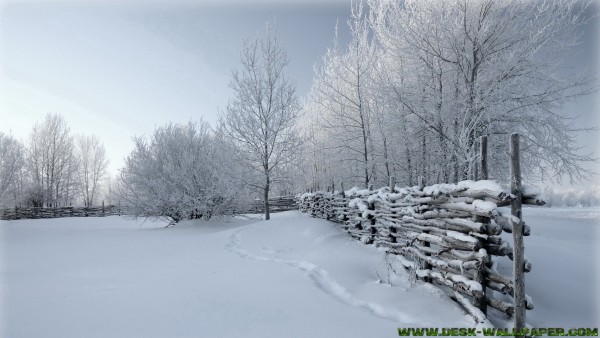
top-left (298, 134), bottom-right (543, 326)
top-left (1, 197), bottom-right (297, 221)
top-left (1, 205), bottom-right (121, 220)
top-left (298, 180), bottom-right (541, 323)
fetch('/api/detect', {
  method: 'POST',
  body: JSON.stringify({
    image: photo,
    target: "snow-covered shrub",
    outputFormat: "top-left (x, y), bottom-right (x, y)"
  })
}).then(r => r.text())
top-left (118, 121), bottom-right (247, 221)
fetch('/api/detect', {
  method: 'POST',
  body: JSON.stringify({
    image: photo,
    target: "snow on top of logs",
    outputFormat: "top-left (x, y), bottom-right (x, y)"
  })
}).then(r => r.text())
top-left (438, 201), bottom-right (498, 218)
top-left (448, 273), bottom-right (484, 292)
top-left (369, 180), bottom-right (511, 203)
top-left (298, 192), bottom-right (314, 199)
top-left (349, 197), bottom-right (374, 219)
top-left (472, 200), bottom-right (498, 213)
top-left (298, 179), bottom-right (545, 207)
top-left (521, 184), bottom-right (542, 197)
top-left (349, 197), bottom-right (368, 210)
top-left (346, 187), bottom-right (373, 196)
top-left (457, 180), bottom-right (504, 193)
top-left (446, 230), bottom-right (481, 244)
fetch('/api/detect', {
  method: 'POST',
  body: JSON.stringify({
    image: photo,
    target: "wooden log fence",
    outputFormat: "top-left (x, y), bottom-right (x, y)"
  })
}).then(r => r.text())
top-left (1, 204), bottom-right (122, 220)
top-left (225, 196), bottom-right (297, 215)
top-left (1, 197), bottom-right (297, 221)
top-left (297, 133), bottom-right (544, 326)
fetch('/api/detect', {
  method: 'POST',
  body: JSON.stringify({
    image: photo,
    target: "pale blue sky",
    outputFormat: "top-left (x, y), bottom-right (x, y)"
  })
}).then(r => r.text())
top-left (0, 0), bottom-right (351, 174)
top-left (0, 0), bottom-right (598, 186)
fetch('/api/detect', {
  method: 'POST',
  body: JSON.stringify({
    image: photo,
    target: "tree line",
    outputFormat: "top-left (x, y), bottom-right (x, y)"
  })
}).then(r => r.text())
top-left (301, 0), bottom-right (596, 191)
top-left (0, 114), bottom-right (109, 208)
top-left (118, 24), bottom-right (301, 221)
top-left (124, 0), bottom-right (597, 222)
top-left (542, 186), bottom-right (600, 207)
top-left (1, 0), bottom-right (597, 219)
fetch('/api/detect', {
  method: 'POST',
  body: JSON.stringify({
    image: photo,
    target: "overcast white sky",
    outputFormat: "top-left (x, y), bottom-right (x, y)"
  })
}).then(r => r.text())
top-left (0, 0), bottom-right (598, 187)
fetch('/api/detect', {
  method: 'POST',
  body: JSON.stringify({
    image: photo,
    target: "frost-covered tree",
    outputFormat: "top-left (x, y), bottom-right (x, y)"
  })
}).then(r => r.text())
top-left (0, 132), bottom-right (26, 207)
top-left (370, 0), bottom-right (597, 183)
top-left (99, 174), bottom-right (119, 207)
top-left (304, 0), bottom-right (596, 189)
top-left (28, 114), bottom-right (76, 207)
top-left (76, 135), bottom-right (109, 206)
top-left (119, 121), bottom-right (242, 222)
top-left (220, 23), bottom-right (301, 220)
top-left (308, 3), bottom-right (388, 189)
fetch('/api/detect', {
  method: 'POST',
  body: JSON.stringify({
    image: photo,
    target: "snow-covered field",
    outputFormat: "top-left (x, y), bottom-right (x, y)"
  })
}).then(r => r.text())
top-left (508, 207), bottom-right (600, 328)
top-left (1, 208), bottom-right (598, 337)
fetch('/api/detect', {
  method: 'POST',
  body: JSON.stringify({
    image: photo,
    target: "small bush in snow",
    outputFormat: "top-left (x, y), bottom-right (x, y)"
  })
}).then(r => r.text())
top-left (118, 121), bottom-right (247, 222)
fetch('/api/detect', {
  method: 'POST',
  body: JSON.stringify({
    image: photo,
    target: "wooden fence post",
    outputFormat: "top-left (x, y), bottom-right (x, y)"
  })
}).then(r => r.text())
top-left (473, 211), bottom-right (488, 314)
top-left (480, 136), bottom-right (488, 180)
top-left (479, 135), bottom-right (494, 272)
top-left (510, 133), bottom-right (526, 332)
top-left (366, 183), bottom-right (375, 244)
top-left (389, 176), bottom-right (395, 192)
top-left (340, 181), bottom-right (347, 222)
top-left (417, 175), bottom-right (432, 279)
top-left (474, 140), bottom-right (479, 181)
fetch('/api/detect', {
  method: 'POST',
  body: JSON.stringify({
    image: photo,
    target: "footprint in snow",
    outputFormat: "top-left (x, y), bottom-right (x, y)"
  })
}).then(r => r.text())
top-left (225, 228), bottom-right (427, 326)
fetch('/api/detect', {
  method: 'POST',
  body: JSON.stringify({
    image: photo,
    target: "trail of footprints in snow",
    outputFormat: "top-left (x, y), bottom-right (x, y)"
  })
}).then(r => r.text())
top-left (224, 229), bottom-right (426, 326)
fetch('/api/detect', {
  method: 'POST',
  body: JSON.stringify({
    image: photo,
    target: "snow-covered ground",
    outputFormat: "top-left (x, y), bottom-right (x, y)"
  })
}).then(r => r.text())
top-left (505, 207), bottom-right (600, 328)
top-left (1, 208), bottom-right (598, 337)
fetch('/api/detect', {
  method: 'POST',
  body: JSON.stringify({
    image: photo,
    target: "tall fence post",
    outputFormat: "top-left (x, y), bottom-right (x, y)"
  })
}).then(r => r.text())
top-left (340, 181), bottom-right (347, 223)
top-left (365, 183), bottom-right (375, 244)
top-left (417, 175), bottom-right (431, 279)
top-left (472, 211), bottom-right (488, 314)
top-left (298, 132), bottom-right (536, 324)
top-left (476, 134), bottom-right (492, 303)
top-left (480, 136), bottom-right (488, 180)
top-left (510, 133), bottom-right (526, 332)
top-left (474, 140), bottom-right (479, 181)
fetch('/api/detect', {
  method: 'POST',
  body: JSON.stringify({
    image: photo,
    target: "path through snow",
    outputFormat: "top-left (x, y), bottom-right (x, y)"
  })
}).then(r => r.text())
top-left (225, 228), bottom-right (425, 326)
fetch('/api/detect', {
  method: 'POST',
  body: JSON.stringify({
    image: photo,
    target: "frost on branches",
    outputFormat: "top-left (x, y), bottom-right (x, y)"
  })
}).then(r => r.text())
top-left (220, 23), bottom-right (302, 220)
top-left (302, 0), bottom-right (596, 190)
top-left (0, 132), bottom-right (25, 207)
top-left (118, 121), bottom-right (245, 222)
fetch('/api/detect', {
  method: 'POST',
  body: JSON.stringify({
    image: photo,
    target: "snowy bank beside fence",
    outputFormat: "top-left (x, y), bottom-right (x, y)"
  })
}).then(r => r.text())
top-left (1, 212), bottom-right (473, 338)
top-left (1, 208), bottom-right (597, 337)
